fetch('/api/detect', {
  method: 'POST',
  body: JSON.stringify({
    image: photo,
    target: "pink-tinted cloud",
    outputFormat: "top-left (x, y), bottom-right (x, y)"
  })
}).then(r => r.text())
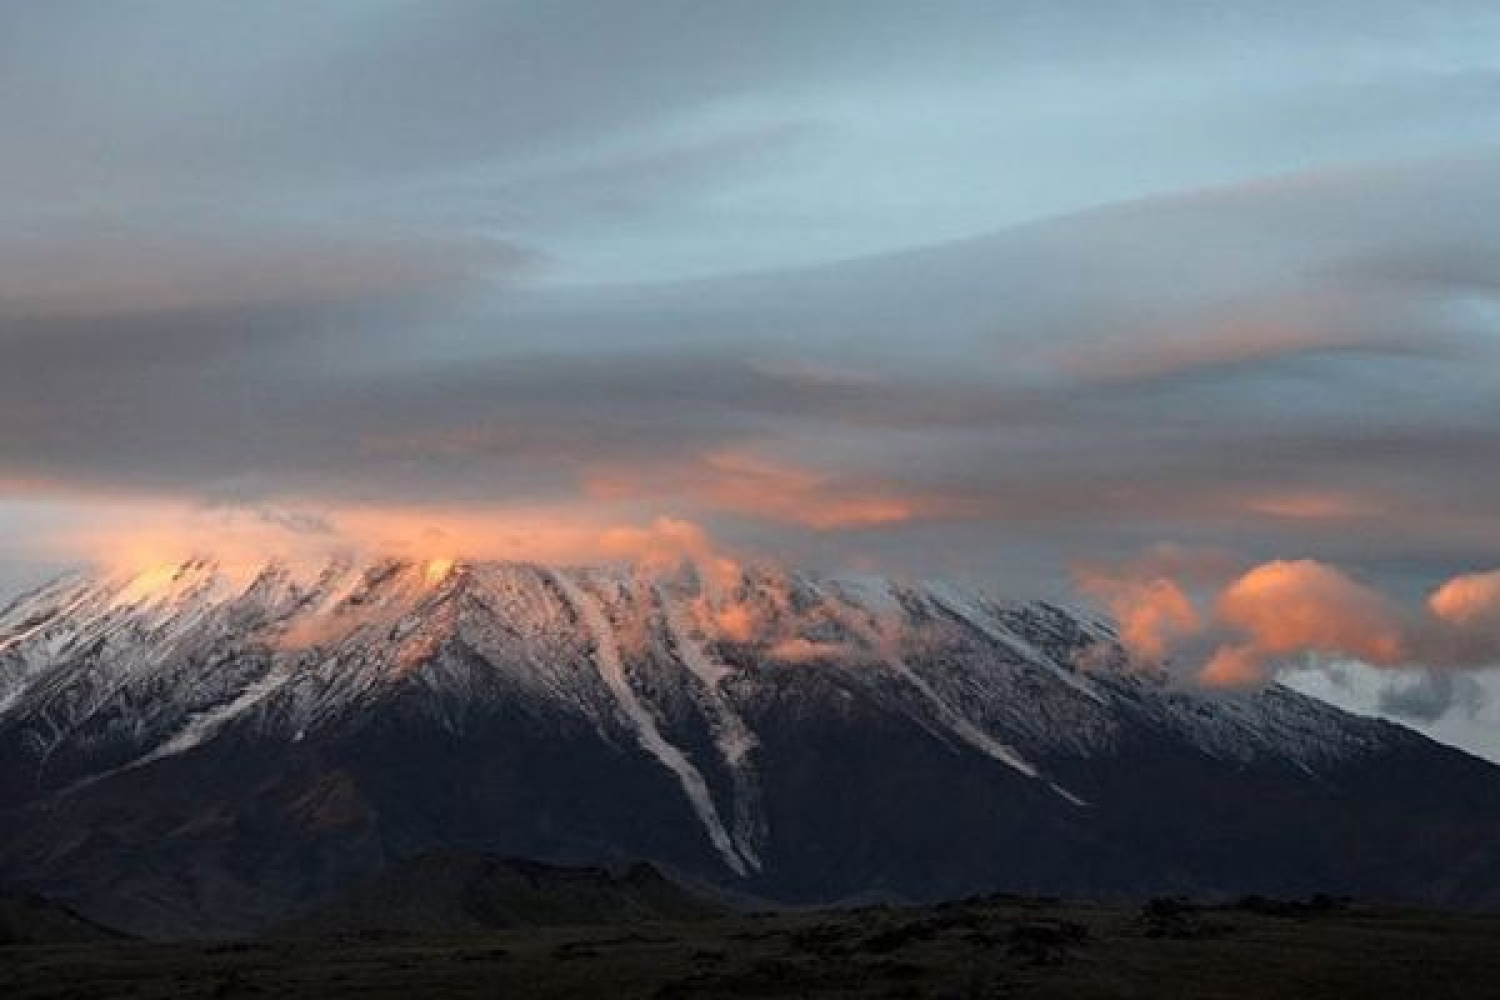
top-left (1079, 553), bottom-right (1500, 690)
top-left (23, 491), bottom-right (751, 585)
top-left (1429, 570), bottom-right (1500, 627)
top-left (1194, 560), bottom-right (1406, 688)
top-left (587, 450), bottom-right (937, 531)
top-left (1074, 569), bottom-right (1202, 663)
top-left (1216, 560), bottom-right (1405, 663)
top-left (1198, 643), bottom-right (1267, 688)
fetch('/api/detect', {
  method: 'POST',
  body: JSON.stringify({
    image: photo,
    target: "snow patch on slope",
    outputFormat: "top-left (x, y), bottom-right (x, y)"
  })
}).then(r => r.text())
top-left (819, 581), bottom-right (1046, 770)
top-left (549, 571), bottom-right (751, 876)
top-left (819, 578), bottom-right (1090, 805)
top-left (141, 668), bottom-right (294, 763)
top-left (925, 583), bottom-right (1106, 705)
top-left (58, 666), bottom-right (296, 795)
top-left (658, 587), bottom-right (765, 868)
top-left (659, 589), bottom-right (755, 765)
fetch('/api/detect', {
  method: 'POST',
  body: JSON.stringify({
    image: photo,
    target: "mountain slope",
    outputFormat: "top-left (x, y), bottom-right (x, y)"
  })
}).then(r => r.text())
top-left (1, 557), bottom-right (1497, 937)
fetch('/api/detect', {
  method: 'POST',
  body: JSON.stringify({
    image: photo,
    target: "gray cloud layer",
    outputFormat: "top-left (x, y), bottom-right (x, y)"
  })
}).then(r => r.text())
top-left (1, 6), bottom-right (1498, 598)
top-left (6, 3), bottom-right (1499, 277)
top-left (5, 155), bottom-right (1500, 592)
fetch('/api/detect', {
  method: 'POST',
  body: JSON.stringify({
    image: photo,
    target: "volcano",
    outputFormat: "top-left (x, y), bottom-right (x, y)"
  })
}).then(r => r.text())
top-left (2, 556), bottom-right (1497, 937)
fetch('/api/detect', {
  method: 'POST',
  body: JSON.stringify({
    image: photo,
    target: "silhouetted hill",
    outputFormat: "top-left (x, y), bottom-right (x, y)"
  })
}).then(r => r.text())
top-left (0, 892), bottom-right (127, 945)
top-left (278, 852), bottom-right (724, 937)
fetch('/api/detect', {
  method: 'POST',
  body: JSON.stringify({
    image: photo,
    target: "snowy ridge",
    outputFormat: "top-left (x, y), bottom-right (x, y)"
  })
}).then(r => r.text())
top-left (0, 554), bottom-right (1411, 877)
top-left (923, 582), bottom-right (1106, 704)
top-left (815, 578), bottom-right (1076, 799)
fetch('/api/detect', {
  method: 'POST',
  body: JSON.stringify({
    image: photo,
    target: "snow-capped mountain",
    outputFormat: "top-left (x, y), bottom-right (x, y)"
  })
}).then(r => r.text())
top-left (1, 556), bottom-right (1497, 937)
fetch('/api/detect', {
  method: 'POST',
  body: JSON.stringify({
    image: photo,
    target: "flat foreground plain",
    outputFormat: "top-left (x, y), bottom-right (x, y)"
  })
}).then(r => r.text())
top-left (3, 897), bottom-right (1497, 999)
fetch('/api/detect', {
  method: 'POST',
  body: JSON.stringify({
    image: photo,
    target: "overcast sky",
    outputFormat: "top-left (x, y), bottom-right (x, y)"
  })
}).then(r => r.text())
top-left (3, 2), bottom-right (1500, 756)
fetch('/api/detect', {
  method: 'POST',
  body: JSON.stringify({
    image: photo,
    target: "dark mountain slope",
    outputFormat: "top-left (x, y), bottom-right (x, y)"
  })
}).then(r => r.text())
top-left (2, 558), bottom-right (1497, 937)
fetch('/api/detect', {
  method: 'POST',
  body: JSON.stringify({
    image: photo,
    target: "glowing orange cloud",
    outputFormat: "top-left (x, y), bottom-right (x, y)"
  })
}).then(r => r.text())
top-left (1429, 570), bottom-right (1500, 627)
top-left (1076, 549), bottom-right (1500, 690)
top-left (698, 451), bottom-right (920, 529)
top-left (597, 517), bottom-right (740, 583)
top-left (1215, 560), bottom-right (1405, 664)
top-left (1074, 570), bottom-right (1201, 663)
top-left (333, 506), bottom-right (627, 565)
top-left (597, 515), bottom-right (778, 641)
top-left (26, 491), bottom-right (752, 587)
top-left (1192, 560), bottom-right (1405, 688)
top-left (588, 450), bottom-right (932, 530)
top-left (599, 516), bottom-right (782, 643)
top-left (1198, 644), bottom-right (1266, 688)
top-left (47, 503), bottom-right (344, 587)
top-left (40, 498), bottom-right (798, 658)
top-left (356, 509), bottom-right (782, 653)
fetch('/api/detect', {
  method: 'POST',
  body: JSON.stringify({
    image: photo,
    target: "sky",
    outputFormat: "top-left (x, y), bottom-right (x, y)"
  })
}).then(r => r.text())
top-left (3, 2), bottom-right (1500, 755)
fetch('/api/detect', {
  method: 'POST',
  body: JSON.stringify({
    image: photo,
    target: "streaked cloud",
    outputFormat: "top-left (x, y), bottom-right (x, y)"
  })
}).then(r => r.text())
top-left (587, 450), bottom-right (934, 530)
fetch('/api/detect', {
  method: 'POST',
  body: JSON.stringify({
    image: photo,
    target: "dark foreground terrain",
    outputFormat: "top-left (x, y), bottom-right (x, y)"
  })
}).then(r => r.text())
top-left (3, 895), bottom-right (1497, 999)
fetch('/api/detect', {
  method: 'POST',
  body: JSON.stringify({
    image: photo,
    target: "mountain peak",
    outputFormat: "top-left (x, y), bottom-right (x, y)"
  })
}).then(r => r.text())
top-left (2, 554), bottom-right (1495, 938)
